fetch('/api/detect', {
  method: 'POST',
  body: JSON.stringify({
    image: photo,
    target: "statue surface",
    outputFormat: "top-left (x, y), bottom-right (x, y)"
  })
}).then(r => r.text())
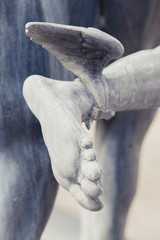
top-left (1, 0), bottom-right (160, 239)
top-left (23, 22), bottom-right (160, 212)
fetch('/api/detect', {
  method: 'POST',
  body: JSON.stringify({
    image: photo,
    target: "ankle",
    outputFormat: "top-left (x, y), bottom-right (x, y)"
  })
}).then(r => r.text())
top-left (81, 75), bottom-right (115, 121)
top-left (73, 79), bottom-right (95, 122)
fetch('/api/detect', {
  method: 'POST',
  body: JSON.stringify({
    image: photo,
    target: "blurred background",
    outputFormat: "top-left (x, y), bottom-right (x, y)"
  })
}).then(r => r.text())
top-left (41, 110), bottom-right (160, 240)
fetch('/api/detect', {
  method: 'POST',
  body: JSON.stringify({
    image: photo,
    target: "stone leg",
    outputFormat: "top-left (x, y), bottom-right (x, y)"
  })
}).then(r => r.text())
top-left (0, 0), bottom-right (59, 239)
top-left (0, 141), bottom-right (58, 240)
top-left (81, 0), bottom-right (160, 239)
top-left (81, 110), bottom-right (156, 240)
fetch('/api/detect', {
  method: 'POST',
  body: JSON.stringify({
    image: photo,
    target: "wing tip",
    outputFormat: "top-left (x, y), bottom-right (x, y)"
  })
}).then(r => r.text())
top-left (25, 22), bottom-right (37, 38)
top-left (25, 22), bottom-right (50, 43)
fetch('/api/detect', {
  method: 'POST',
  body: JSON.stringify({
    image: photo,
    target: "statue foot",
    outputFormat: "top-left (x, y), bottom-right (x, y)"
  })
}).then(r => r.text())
top-left (23, 75), bottom-right (103, 211)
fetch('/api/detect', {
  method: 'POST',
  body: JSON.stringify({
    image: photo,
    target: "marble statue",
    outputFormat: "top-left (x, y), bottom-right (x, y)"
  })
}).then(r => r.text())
top-left (0, 0), bottom-right (160, 239)
top-left (23, 22), bottom-right (160, 212)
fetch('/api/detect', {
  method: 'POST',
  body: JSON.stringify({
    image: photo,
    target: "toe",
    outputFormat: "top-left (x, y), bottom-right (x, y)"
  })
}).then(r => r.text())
top-left (69, 184), bottom-right (103, 211)
top-left (80, 137), bottom-right (93, 149)
top-left (81, 161), bottom-right (102, 182)
top-left (81, 178), bottom-right (102, 198)
top-left (54, 170), bottom-right (103, 211)
top-left (83, 149), bottom-right (96, 161)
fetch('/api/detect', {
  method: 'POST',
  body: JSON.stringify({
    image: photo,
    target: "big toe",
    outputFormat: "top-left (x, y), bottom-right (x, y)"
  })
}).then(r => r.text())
top-left (69, 184), bottom-right (103, 211)
top-left (81, 178), bottom-right (102, 198)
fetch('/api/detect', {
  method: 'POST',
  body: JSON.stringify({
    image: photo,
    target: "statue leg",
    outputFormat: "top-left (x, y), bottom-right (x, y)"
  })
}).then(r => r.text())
top-left (0, 141), bottom-right (58, 240)
top-left (81, 110), bottom-right (156, 240)
top-left (0, 0), bottom-right (60, 238)
top-left (81, 1), bottom-right (160, 239)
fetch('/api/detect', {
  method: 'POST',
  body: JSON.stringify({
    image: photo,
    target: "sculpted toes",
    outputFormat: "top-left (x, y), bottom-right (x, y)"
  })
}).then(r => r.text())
top-left (81, 178), bottom-right (102, 198)
top-left (81, 161), bottom-right (102, 182)
top-left (69, 184), bottom-right (103, 211)
top-left (81, 137), bottom-right (93, 149)
top-left (83, 149), bottom-right (96, 161)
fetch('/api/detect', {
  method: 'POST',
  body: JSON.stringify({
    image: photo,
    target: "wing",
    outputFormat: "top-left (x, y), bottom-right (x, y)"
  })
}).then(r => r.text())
top-left (25, 22), bottom-right (124, 80)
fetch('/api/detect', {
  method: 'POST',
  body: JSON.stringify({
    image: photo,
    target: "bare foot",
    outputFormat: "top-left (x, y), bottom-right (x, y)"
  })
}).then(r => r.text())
top-left (23, 75), bottom-right (103, 211)
top-left (24, 22), bottom-right (124, 211)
